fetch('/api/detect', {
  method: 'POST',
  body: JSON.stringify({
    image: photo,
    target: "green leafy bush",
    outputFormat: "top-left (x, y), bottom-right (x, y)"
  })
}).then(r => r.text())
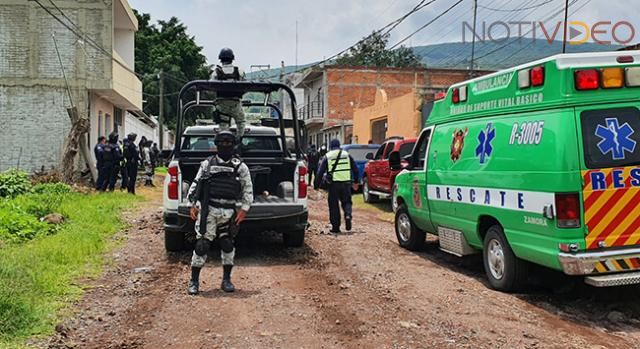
top-left (0, 209), bottom-right (53, 244)
top-left (0, 170), bottom-right (31, 198)
top-left (32, 183), bottom-right (72, 196)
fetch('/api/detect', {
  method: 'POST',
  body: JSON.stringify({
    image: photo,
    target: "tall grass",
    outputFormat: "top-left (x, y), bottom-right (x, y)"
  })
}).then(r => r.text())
top-left (0, 191), bottom-right (139, 347)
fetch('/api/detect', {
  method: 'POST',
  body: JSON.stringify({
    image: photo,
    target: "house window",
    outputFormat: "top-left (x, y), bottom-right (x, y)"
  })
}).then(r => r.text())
top-left (105, 113), bottom-right (112, 136)
top-left (98, 111), bottom-right (103, 137)
top-left (114, 107), bottom-right (123, 134)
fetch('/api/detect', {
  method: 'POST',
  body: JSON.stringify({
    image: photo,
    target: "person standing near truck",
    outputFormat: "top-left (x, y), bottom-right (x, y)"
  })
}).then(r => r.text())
top-left (315, 139), bottom-right (359, 233)
top-left (123, 133), bottom-right (139, 194)
top-left (94, 136), bottom-right (106, 190)
top-left (186, 131), bottom-right (253, 295)
top-left (211, 47), bottom-right (246, 138)
top-left (306, 144), bottom-right (319, 185)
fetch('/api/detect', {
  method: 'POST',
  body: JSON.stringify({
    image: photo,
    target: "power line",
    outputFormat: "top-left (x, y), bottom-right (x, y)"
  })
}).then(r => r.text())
top-left (260, 0), bottom-right (443, 80)
top-left (479, 0), bottom-right (554, 12)
top-left (389, 0), bottom-right (465, 49)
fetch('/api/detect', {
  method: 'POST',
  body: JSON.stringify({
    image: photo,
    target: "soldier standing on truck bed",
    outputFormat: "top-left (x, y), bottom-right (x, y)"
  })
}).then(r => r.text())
top-left (211, 47), bottom-right (247, 138)
top-left (186, 131), bottom-right (253, 295)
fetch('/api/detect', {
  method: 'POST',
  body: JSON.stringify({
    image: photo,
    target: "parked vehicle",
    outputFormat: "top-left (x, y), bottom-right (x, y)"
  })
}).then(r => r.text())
top-left (163, 81), bottom-right (308, 251)
top-left (392, 51), bottom-right (640, 291)
top-left (362, 137), bottom-right (416, 206)
top-left (340, 144), bottom-right (380, 187)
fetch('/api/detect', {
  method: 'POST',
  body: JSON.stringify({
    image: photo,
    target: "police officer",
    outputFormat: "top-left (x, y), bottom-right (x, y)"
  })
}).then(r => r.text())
top-left (314, 139), bottom-right (359, 233)
top-left (186, 131), bottom-right (253, 295)
top-left (119, 138), bottom-right (129, 191)
top-left (94, 136), bottom-right (107, 190)
top-left (123, 133), bottom-right (140, 194)
top-left (101, 132), bottom-right (121, 191)
top-left (211, 47), bottom-right (246, 138)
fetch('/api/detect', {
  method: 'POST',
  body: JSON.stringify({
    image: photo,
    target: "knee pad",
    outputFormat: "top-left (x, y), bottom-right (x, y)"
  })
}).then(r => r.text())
top-left (194, 239), bottom-right (210, 256)
top-left (219, 236), bottom-right (234, 253)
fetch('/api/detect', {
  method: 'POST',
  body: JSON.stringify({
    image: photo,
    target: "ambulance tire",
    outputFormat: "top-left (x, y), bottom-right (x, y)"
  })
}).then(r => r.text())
top-left (362, 177), bottom-right (378, 203)
top-left (483, 225), bottom-right (528, 292)
top-left (395, 204), bottom-right (425, 251)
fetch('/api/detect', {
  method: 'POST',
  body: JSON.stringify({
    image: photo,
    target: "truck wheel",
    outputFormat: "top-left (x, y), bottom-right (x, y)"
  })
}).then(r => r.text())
top-left (395, 205), bottom-right (425, 251)
top-left (362, 177), bottom-right (378, 203)
top-left (283, 229), bottom-right (305, 247)
top-left (483, 225), bottom-right (528, 292)
top-left (164, 230), bottom-right (185, 252)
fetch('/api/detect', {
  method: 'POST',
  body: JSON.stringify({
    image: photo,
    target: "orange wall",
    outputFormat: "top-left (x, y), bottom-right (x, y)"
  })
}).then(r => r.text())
top-left (353, 89), bottom-right (421, 144)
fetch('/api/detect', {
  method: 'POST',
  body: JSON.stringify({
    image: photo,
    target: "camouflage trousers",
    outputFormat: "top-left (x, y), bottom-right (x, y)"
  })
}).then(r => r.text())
top-left (191, 206), bottom-right (236, 268)
top-left (216, 100), bottom-right (246, 138)
top-left (144, 162), bottom-right (153, 182)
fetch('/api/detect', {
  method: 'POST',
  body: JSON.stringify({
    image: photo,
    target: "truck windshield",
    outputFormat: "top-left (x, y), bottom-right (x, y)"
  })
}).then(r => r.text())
top-left (181, 135), bottom-right (282, 154)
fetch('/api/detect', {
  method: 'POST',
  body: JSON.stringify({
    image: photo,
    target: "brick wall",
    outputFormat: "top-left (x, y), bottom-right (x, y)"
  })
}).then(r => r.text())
top-left (0, 0), bottom-right (113, 172)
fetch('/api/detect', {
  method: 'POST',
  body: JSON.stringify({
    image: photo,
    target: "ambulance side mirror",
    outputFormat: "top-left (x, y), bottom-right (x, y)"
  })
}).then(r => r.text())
top-left (389, 151), bottom-right (402, 171)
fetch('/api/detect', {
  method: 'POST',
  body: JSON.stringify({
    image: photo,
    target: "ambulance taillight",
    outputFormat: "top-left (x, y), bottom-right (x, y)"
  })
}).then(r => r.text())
top-left (555, 193), bottom-right (581, 228)
top-left (574, 69), bottom-right (600, 90)
top-left (451, 86), bottom-right (467, 104)
top-left (625, 67), bottom-right (640, 86)
top-left (517, 66), bottom-right (545, 88)
top-left (601, 68), bottom-right (624, 89)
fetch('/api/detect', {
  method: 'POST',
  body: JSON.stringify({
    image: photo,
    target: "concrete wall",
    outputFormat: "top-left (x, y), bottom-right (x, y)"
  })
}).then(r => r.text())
top-left (114, 29), bottom-right (135, 69)
top-left (124, 113), bottom-right (156, 146)
top-left (0, 0), bottom-right (115, 172)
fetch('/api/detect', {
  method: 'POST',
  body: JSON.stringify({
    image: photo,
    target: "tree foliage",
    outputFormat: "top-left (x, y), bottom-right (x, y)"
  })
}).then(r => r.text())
top-left (134, 11), bottom-right (212, 131)
top-left (334, 31), bottom-right (423, 68)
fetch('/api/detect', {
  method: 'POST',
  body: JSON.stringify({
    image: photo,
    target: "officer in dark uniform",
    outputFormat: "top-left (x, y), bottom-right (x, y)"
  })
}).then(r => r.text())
top-left (119, 138), bottom-right (129, 191)
top-left (94, 136), bottom-right (106, 190)
top-left (100, 132), bottom-right (121, 191)
top-left (186, 131), bottom-right (253, 295)
top-left (211, 47), bottom-right (246, 138)
top-left (123, 133), bottom-right (140, 194)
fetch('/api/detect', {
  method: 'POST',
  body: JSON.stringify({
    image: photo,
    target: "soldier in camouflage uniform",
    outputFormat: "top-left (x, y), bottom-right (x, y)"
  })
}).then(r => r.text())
top-left (187, 131), bottom-right (253, 294)
top-left (211, 47), bottom-right (246, 138)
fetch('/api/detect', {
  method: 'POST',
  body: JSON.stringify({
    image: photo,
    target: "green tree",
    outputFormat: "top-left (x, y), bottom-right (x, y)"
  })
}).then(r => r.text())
top-left (134, 11), bottom-right (212, 131)
top-left (334, 31), bottom-right (423, 68)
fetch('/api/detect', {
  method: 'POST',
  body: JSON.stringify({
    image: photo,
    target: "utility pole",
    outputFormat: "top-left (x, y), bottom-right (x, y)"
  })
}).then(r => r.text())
top-left (295, 20), bottom-right (299, 69)
top-left (562, 0), bottom-right (569, 53)
top-left (158, 70), bottom-right (164, 149)
top-left (469, 0), bottom-right (478, 76)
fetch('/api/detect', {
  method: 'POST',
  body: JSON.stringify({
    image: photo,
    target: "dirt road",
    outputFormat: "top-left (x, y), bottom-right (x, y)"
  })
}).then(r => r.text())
top-left (43, 188), bottom-right (640, 349)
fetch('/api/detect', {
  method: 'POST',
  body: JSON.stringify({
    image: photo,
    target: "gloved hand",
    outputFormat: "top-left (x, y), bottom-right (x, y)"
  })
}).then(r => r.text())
top-left (235, 209), bottom-right (247, 224)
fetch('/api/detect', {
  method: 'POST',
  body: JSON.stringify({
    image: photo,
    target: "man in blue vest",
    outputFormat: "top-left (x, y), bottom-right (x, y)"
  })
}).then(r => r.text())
top-left (314, 139), bottom-right (359, 233)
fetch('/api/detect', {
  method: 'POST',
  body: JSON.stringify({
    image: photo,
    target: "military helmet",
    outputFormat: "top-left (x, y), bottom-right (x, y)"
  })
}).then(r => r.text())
top-left (218, 47), bottom-right (235, 63)
top-left (214, 130), bottom-right (236, 146)
top-left (108, 131), bottom-right (119, 143)
top-left (127, 133), bottom-right (137, 142)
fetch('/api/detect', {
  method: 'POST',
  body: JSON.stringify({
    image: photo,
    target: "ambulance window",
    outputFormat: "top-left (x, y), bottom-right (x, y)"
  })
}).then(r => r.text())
top-left (413, 129), bottom-right (432, 170)
top-left (383, 142), bottom-right (395, 160)
top-left (580, 107), bottom-right (640, 169)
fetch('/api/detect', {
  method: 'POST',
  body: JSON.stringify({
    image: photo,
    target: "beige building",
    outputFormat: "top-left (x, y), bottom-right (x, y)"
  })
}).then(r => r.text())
top-left (0, 0), bottom-right (148, 172)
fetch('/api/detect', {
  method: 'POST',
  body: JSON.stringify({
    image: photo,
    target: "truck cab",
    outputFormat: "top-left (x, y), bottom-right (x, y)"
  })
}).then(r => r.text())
top-left (362, 137), bottom-right (415, 204)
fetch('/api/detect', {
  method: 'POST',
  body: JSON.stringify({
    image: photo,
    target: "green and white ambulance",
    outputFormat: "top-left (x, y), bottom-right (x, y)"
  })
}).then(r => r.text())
top-left (391, 50), bottom-right (640, 291)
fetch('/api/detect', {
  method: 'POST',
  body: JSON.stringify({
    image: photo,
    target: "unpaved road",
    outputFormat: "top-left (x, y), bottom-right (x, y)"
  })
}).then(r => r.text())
top-left (42, 188), bottom-right (640, 349)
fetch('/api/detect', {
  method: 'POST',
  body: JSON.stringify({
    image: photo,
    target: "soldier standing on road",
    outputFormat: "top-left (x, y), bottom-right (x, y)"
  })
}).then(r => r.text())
top-left (211, 47), bottom-right (247, 138)
top-left (186, 131), bottom-right (253, 295)
top-left (101, 132), bottom-right (122, 192)
top-left (142, 140), bottom-right (154, 187)
top-left (124, 133), bottom-right (140, 194)
top-left (315, 139), bottom-right (359, 233)
top-left (119, 139), bottom-right (129, 191)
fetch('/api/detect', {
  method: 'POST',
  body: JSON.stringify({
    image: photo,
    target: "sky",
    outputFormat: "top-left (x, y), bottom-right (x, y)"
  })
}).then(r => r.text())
top-left (128, 0), bottom-right (639, 72)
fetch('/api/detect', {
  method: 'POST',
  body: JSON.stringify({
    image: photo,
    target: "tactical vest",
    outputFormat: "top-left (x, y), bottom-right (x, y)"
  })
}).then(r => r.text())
top-left (102, 143), bottom-right (116, 162)
top-left (214, 65), bottom-right (244, 99)
top-left (124, 143), bottom-right (137, 160)
top-left (326, 149), bottom-right (352, 182)
top-left (203, 156), bottom-right (242, 206)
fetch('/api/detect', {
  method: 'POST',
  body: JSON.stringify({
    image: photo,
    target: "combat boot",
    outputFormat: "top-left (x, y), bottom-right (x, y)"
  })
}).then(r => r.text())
top-left (188, 267), bottom-right (201, 295)
top-left (221, 265), bottom-right (235, 292)
top-left (345, 217), bottom-right (352, 231)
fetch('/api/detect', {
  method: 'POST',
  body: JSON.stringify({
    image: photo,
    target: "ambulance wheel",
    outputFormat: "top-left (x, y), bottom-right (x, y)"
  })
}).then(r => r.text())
top-left (362, 177), bottom-right (378, 203)
top-left (164, 230), bottom-right (185, 252)
top-left (395, 205), bottom-right (425, 251)
top-left (483, 225), bottom-right (528, 292)
top-left (283, 229), bottom-right (305, 247)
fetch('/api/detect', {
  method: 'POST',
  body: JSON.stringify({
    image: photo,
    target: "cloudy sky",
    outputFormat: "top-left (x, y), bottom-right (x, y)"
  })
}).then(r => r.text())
top-left (128, 0), bottom-right (637, 71)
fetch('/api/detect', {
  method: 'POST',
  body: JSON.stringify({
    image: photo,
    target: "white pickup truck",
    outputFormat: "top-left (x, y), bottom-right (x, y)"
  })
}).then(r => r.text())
top-left (162, 81), bottom-right (308, 251)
